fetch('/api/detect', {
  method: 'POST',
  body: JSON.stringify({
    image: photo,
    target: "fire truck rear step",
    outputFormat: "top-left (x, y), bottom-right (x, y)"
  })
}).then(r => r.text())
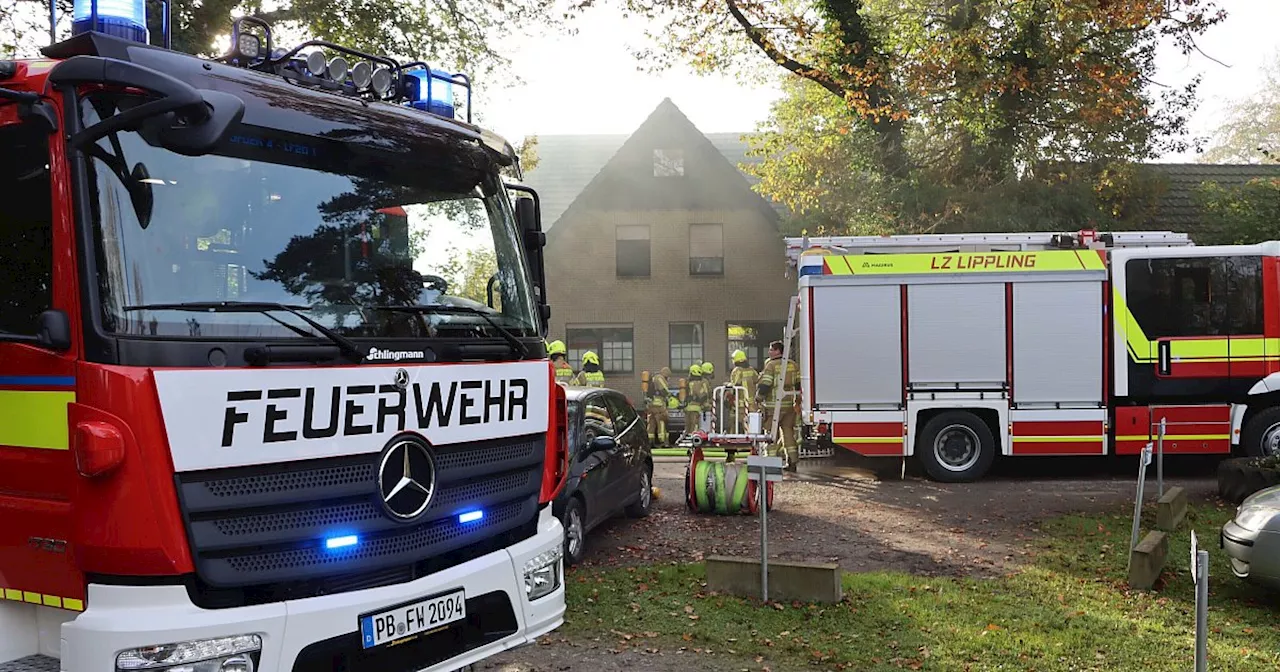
top-left (0, 655), bottom-right (59, 672)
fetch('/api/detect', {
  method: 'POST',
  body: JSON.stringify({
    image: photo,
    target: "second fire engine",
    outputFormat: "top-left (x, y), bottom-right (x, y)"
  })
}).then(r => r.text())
top-left (785, 230), bottom-right (1280, 482)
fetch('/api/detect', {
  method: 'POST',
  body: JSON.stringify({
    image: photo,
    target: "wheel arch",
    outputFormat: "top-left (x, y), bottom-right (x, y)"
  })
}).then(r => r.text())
top-left (908, 401), bottom-right (1009, 457)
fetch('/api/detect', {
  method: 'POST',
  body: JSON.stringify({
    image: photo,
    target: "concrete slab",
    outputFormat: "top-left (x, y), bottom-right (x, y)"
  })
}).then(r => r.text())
top-left (1128, 530), bottom-right (1168, 590)
top-left (1156, 486), bottom-right (1188, 532)
top-left (705, 555), bottom-right (843, 603)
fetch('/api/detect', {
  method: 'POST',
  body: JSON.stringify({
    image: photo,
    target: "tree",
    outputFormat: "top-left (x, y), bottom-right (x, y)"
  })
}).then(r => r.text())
top-left (617, 0), bottom-right (1224, 233)
top-left (1195, 178), bottom-right (1280, 245)
top-left (5, 0), bottom-right (569, 84)
top-left (1201, 50), bottom-right (1280, 164)
top-left (437, 245), bottom-right (499, 307)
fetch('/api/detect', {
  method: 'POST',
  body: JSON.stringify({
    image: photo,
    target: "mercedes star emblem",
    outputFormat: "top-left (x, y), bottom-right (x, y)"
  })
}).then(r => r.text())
top-left (393, 368), bottom-right (410, 391)
top-left (377, 437), bottom-right (437, 520)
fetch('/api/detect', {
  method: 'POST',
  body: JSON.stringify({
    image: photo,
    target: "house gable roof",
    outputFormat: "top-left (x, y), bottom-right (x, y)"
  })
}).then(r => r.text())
top-left (1144, 163), bottom-right (1280, 239)
top-left (526, 100), bottom-right (784, 233)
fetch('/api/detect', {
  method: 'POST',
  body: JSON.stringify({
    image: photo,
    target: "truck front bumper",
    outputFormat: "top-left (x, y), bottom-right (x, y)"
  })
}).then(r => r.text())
top-left (62, 507), bottom-right (565, 672)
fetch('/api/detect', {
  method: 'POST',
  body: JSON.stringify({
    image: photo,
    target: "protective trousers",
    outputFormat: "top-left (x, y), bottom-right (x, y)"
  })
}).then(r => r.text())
top-left (647, 405), bottom-right (668, 446)
top-left (761, 405), bottom-right (798, 469)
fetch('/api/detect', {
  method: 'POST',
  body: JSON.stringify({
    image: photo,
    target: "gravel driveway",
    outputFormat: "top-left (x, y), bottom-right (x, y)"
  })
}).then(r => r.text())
top-left (480, 452), bottom-right (1220, 671)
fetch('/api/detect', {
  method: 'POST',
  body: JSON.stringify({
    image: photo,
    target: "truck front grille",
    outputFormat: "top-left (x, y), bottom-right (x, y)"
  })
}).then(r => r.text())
top-left (173, 434), bottom-right (545, 603)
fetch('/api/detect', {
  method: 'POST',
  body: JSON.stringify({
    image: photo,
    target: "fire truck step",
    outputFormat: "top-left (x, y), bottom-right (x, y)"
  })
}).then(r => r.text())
top-left (0, 655), bottom-right (59, 672)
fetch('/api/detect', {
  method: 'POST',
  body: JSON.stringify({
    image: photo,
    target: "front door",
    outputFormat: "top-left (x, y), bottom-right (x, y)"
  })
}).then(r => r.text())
top-left (0, 113), bottom-right (84, 613)
top-left (580, 393), bottom-right (621, 526)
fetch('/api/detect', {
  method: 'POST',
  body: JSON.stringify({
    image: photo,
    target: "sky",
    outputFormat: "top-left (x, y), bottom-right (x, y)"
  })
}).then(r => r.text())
top-left (482, 0), bottom-right (1280, 162)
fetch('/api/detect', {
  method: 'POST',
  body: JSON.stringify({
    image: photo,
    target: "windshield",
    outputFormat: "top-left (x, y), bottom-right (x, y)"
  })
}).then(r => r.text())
top-left (80, 93), bottom-right (538, 341)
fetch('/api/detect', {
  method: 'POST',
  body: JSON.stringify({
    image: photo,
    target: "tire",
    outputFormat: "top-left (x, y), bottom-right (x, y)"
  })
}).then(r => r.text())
top-left (625, 465), bottom-right (654, 518)
top-left (561, 497), bottom-right (587, 566)
top-left (1240, 406), bottom-right (1280, 458)
top-left (916, 411), bottom-right (996, 483)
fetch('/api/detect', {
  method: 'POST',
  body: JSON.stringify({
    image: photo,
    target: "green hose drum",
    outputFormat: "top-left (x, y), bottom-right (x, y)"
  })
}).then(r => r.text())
top-left (687, 460), bottom-right (753, 514)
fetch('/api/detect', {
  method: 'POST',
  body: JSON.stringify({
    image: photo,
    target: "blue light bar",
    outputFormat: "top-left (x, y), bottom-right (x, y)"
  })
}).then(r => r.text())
top-left (403, 69), bottom-right (456, 119)
top-left (458, 510), bottom-right (484, 524)
top-left (72, 0), bottom-right (148, 43)
top-left (324, 534), bottom-right (359, 550)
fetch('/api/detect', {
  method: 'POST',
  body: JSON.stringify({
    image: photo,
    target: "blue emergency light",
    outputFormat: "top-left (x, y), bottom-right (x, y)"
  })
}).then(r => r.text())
top-left (403, 69), bottom-right (457, 119)
top-left (72, 0), bottom-right (148, 43)
top-left (458, 510), bottom-right (484, 524)
top-left (324, 534), bottom-right (359, 550)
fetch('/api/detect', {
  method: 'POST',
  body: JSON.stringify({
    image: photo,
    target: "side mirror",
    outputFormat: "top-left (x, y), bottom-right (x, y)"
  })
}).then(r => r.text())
top-left (589, 436), bottom-right (616, 453)
top-left (37, 310), bottom-right (72, 351)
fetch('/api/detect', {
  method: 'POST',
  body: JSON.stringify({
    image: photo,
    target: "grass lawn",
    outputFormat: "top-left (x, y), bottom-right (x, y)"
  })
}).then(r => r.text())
top-left (560, 501), bottom-right (1280, 671)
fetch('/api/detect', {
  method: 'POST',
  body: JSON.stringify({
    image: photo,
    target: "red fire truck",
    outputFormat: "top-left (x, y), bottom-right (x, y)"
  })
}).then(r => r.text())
top-left (1, 5), bottom-right (568, 672)
top-left (785, 230), bottom-right (1280, 482)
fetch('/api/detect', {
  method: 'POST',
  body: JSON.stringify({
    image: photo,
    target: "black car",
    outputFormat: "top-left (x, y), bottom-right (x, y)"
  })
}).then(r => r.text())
top-left (554, 386), bottom-right (654, 565)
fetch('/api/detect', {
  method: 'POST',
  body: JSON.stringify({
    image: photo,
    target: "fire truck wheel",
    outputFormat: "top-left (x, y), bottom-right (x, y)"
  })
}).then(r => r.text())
top-left (1241, 406), bottom-right (1280, 458)
top-left (917, 411), bottom-right (995, 483)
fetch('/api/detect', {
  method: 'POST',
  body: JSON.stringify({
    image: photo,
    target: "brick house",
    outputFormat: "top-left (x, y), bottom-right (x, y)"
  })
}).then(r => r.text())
top-left (526, 98), bottom-right (794, 399)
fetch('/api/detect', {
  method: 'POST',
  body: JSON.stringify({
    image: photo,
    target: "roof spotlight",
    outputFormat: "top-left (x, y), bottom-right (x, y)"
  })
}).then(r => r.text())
top-left (351, 61), bottom-right (373, 90)
top-left (327, 56), bottom-right (349, 82)
top-left (370, 67), bottom-right (393, 97)
top-left (305, 50), bottom-right (327, 77)
top-left (236, 33), bottom-right (261, 59)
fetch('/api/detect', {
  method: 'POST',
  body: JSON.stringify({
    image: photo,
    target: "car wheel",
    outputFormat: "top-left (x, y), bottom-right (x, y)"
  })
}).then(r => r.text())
top-left (562, 498), bottom-right (587, 566)
top-left (626, 466), bottom-right (654, 518)
top-left (916, 411), bottom-right (995, 483)
top-left (1241, 407), bottom-right (1280, 458)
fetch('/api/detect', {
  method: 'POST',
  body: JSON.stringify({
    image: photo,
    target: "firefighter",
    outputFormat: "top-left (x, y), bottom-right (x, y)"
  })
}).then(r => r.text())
top-left (700, 361), bottom-right (716, 431)
top-left (729, 349), bottom-right (759, 430)
top-left (756, 340), bottom-right (800, 471)
top-left (647, 366), bottom-right (672, 446)
top-left (685, 364), bottom-right (709, 433)
top-left (547, 339), bottom-right (574, 385)
top-left (572, 351), bottom-right (605, 387)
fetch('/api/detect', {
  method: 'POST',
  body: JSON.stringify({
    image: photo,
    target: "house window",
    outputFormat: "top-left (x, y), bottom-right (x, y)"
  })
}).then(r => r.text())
top-left (669, 322), bottom-right (704, 372)
top-left (566, 325), bottom-right (634, 373)
top-left (689, 223), bottom-right (724, 276)
top-left (616, 225), bottom-right (651, 277)
top-left (653, 149), bottom-right (684, 177)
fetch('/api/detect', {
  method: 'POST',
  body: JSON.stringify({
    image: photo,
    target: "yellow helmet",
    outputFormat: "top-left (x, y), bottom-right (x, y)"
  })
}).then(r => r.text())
top-left (689, 363), bottom-right (703, 376)
top-left (732, 349), bottom-right (747, 363)
top-left (702, 362), bottom-right (714, 375)
top-left (582, 350), bottom-right (600, 366)
top-left (547, 339), bottom-right (567, 356)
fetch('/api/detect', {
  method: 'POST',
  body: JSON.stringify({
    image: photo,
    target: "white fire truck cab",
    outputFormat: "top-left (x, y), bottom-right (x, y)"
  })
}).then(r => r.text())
top-left (786, 230), bottom-right (1280, 482)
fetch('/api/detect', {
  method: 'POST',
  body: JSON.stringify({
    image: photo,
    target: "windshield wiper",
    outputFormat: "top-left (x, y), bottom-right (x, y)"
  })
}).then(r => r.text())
top-left (376, 304), bottom-right (530, 359)
top-left (121, 301), bottom-right (364, 362)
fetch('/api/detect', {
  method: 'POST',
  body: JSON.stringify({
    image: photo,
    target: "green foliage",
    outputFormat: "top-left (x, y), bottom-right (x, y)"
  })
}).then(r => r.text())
top-left (5, 0), bottom-right (566, 83)
top-left (618, 0), bottom-right (1224, 234)
top-left (563, 503), bottom-right (1280, 671)
top-left (437, 245), bottom-right (499, 307)
top-left (1201, 50), bottom-right (1280, 165)
top-left (1195, 177), bottom-right (1280, 245)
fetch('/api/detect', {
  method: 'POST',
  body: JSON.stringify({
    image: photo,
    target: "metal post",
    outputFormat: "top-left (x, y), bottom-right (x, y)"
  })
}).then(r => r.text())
top-left (1195, 549), bottom-right (1209, 672)
top-left (760, 476), bottom-right (768, 602)
top-left (50, 0), bottom-right (56, 45)
top-left (1130, 443), bottom-right (1151, 554)
top-left (1157, 417), bottom-right (1166, 499)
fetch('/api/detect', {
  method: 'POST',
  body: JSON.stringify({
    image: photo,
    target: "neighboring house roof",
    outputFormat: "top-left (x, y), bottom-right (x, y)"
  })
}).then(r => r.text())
top-left (1145, 163), bottom-right (1280, 239)
top-left (523, 102), bottom-right (780, 229)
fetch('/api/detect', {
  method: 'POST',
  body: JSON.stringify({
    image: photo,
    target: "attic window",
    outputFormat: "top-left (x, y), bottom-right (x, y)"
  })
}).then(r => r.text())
top-left (653, 149), bottom-right (684, 177)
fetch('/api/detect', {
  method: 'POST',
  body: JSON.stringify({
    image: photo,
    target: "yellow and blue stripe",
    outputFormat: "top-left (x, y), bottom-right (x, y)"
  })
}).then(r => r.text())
top-left (0, 375), bottom-right (76, 450)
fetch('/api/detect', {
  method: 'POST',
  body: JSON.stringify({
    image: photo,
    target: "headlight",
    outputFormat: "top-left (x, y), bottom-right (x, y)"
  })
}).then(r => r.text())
top-left (1234, 506), bottom-right (1280, 532)
top-left (523, 548), bottom-right (563, 601)
top-left (116, 634), bottom-right (261, 672)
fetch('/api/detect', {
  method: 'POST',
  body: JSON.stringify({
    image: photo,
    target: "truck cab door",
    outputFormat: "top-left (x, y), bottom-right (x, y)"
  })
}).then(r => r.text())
top-left (0, 112), bottom-right (85, 614)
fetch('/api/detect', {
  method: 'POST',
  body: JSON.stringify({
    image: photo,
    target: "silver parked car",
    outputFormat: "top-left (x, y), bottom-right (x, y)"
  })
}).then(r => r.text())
top-left (1222, 484), bottom-right (1280, 589)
